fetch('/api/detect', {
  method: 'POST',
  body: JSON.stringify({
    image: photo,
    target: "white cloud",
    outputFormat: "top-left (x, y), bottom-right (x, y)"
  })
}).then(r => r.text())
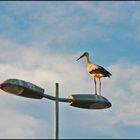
top-left (0, 36), bottom-right (140, 138)
top-left (85, 61), bottom-right (140, 129)
top-left (0, 37), bottom-right (91, 94)
top-left (0, 90), bottom-right (49, 139)
top-left (61, 61), bottom-right (140, 138)
top-left (0, 109), bottom-right (48, 139)
top-left (74, 1), bottom-right (125, 24)
top-left (2, 1), bottom-right (140, 48)
top-left (0, 2), bottom-right (140, 138)
top-left (107, 62), bottom-right (140, 126)
top-left (0, 1), bottom-right (118, 47)
top-left (0, 38), bottom-right (90, 138)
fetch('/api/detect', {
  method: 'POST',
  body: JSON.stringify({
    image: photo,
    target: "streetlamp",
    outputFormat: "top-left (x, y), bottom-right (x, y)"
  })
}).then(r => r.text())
top-left (0, 79), bottom-right (112, 139)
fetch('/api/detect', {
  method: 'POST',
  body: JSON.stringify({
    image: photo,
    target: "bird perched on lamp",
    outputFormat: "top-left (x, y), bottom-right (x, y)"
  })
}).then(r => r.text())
top-left (76, 52), bottom-right (112, 96)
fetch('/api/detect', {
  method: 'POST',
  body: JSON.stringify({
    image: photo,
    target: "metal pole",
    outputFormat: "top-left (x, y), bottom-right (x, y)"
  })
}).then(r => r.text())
top-left (54, 83), bottom-right (59, 140)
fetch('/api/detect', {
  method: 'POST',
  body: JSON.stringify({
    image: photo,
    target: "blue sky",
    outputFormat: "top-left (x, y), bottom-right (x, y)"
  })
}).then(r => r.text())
top-left (0, 1), bottom-right (140, 139)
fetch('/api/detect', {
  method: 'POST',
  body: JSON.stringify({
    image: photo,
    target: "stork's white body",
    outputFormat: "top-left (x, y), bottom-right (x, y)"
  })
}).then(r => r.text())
top-left (86, 63), bottom-right (103, 78)
top-left (85, 54), bottom-right (110, 79)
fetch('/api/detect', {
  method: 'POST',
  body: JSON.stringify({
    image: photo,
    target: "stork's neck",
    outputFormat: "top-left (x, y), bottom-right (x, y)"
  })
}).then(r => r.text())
top-left (85, 55), bottom-right (92, 65)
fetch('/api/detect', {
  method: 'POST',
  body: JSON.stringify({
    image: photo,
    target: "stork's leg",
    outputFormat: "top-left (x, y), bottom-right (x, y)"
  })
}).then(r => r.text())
top-left (94, 78), bottom-right (97, 95)
top-left (99, 78), bottom-right (101, 96)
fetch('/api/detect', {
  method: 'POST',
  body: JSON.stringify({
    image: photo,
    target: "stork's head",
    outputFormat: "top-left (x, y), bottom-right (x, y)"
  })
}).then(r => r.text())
top-left (76, 52), bottom-right (89, 61)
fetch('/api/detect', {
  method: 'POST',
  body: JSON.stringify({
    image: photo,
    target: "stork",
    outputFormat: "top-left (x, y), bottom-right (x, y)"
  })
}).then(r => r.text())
top-left (76, 52), bottom-right (112, 96)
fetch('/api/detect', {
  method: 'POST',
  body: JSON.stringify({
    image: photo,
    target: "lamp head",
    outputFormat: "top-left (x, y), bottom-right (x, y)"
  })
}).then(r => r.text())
top-left (0, 79), bottom-right (44, 99)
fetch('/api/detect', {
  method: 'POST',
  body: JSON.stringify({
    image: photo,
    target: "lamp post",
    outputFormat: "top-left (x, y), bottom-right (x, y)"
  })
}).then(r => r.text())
top-left (54, 83), bottom-right (59, 139)
top-left (0, 79), bottom-right (112, 139)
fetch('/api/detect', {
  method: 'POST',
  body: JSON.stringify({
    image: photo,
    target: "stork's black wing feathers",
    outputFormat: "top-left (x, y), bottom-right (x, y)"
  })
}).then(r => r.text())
top-left (89, 65), bottom-right (112, 77)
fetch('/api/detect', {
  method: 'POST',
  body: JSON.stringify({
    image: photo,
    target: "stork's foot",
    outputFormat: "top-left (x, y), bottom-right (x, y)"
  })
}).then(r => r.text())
top-left (95, 89), bottom-right (97, 94)
top-left (99, 89), bottom-right (101, 96)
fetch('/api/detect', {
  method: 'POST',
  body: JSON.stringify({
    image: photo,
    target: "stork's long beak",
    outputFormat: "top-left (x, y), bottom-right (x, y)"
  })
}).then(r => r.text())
top-left (76, 54), bottom-right (85, 61)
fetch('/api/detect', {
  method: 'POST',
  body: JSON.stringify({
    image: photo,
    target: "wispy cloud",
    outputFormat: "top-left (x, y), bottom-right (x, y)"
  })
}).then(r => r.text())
top-left (60, 61), bottom-right (140, 138)
top-left (0, 37), bottom-right (140, 138)
top-left (0, 38), bottom-right (89, 92)
top-left (0, 1), bottom-right (140, 139)
top-left (0, 1), bottom-right (140, 48)
top-left (0, 108), bottom-right (48, 139)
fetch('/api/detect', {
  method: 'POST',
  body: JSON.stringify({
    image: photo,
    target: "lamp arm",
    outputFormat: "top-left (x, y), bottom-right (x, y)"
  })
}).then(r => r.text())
top-left (43, 93), bottom-right (72, 102)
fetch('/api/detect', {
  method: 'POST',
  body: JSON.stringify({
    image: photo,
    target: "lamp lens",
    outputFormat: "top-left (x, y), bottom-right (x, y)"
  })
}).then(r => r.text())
top-left (3, 85), bottom-right (24, 95)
